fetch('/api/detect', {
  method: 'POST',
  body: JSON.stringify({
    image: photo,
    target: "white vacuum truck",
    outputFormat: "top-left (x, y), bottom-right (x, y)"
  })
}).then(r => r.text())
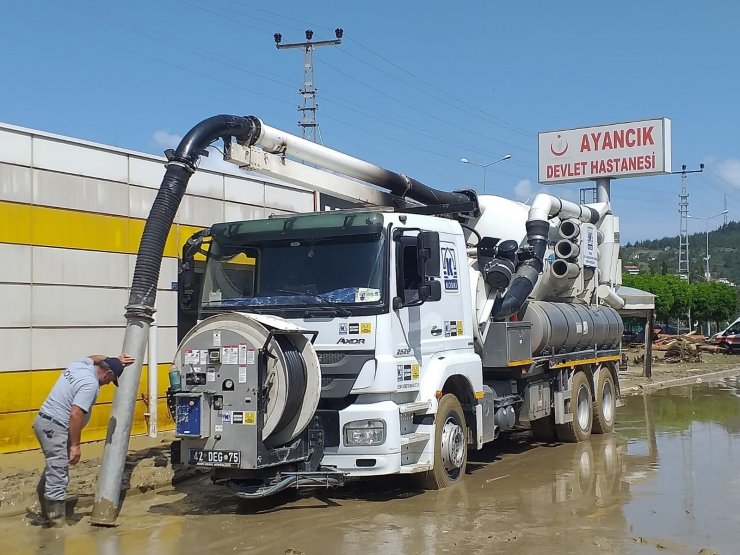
top-left (166, 115), bottom-right (625, 498)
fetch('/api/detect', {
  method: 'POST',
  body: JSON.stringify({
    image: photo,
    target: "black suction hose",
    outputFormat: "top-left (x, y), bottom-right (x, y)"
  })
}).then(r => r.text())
top-left (127, 115), bottom-right (260, 318)
top-left (491, 219), bottom-right (549, 320)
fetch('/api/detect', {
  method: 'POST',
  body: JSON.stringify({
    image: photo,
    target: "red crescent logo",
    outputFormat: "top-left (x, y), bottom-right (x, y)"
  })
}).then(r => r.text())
top-left (550, 135), bottom-right (568, 157)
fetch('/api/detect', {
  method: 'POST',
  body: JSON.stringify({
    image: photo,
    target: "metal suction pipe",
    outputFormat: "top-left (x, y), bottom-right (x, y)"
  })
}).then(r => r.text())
top-left (91, 115), bottom-right (260, 526)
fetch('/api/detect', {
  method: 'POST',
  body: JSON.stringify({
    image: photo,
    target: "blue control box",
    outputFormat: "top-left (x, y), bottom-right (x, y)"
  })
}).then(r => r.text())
top-left (175, 395), bottom-right (204, 437)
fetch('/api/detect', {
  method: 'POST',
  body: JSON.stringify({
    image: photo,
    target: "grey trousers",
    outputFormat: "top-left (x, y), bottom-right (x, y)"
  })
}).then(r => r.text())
top-left (32, 415), bottom-right (69, 501)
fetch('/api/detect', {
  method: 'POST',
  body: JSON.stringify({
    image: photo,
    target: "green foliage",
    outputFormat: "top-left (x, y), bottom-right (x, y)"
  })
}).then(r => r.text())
top-left (621, 221), bottom-right (740, 325)
top-left (622, 273), bottom-right (738, 325)
top-left (622, 221), bottom-right (740, 285)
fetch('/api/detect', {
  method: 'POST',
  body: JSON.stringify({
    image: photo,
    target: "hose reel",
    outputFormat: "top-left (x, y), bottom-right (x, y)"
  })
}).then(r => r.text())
top-left (174, 312), bottom-right (321, 448)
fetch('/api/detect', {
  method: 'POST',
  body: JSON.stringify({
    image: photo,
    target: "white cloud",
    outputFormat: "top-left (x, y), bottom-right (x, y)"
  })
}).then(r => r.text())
top-left (152, 129), bottom-right (182, 150)
top-left (715, 158), bottom-right (740, 189)
top-left (513, 179), bottom-right (534, 202)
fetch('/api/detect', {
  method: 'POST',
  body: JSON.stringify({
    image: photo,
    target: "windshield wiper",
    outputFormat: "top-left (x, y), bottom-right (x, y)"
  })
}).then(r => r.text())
top-left (275, 289), bottom-right (352, 317)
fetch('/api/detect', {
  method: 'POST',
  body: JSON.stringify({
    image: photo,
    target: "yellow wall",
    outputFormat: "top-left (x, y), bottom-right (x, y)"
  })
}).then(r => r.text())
top-left (0, 364), bottom-right (175, 453)
top-left (0, 200), bottom-right (199, 453)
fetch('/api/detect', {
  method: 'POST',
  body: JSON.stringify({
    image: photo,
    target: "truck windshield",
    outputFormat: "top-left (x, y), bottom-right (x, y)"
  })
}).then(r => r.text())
top-left (200, 211), bottom-right (387, 315)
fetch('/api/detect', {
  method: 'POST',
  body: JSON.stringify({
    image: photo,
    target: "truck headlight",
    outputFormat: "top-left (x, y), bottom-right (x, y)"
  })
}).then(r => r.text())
top-left (343, 419), bottom-right (386, 446)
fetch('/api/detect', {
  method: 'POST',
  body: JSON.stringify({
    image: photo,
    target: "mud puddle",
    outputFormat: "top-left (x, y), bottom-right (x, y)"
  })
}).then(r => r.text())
top-left (3, 376), bottom-right (740, 554)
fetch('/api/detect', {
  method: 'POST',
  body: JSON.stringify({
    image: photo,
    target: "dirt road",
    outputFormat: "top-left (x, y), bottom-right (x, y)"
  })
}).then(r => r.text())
top-left (2, 359), bottom-right (739, 554)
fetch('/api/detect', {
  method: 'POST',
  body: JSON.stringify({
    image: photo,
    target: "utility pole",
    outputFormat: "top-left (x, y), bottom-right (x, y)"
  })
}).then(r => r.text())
top-left (274, 28), bottom-right (343, 143)
top-left (674, 163), bottom-right (704, 281)
top-left (672, 163), bottom-right (704, 332)
top-left (724, 194), bottom-right (728, 226)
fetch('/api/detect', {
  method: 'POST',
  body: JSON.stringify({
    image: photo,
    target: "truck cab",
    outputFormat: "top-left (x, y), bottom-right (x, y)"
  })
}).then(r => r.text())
top-left (174, 209), bottom-right (482, 493)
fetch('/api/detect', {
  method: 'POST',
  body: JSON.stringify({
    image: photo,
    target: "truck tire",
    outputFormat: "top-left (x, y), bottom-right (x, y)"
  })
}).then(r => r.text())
top-left (556, 371), bottom-right (593, 443)
top-left (416, 394), bottom-right (467, 490)
top-left (592, 370), bottom-right (616, 434)
top-left (531, 414), bottom-right (557, 443)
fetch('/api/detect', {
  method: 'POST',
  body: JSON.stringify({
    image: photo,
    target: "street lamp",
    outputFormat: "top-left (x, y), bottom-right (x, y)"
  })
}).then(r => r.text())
top-left (460, 154), bottom-right (512, 195)
top-left (688, 209), bottom-right (728, 281)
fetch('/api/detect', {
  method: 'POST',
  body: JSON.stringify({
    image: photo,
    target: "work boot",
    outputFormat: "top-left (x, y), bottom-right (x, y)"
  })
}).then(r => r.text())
top-left (44, 498), bottom-right (66, 528)
top-left (26, 481), bottom-right (48, 522)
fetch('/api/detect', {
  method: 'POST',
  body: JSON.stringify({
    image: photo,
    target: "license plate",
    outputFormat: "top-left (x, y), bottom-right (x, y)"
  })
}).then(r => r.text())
top-left (188, 449), bottom-right (241, 467)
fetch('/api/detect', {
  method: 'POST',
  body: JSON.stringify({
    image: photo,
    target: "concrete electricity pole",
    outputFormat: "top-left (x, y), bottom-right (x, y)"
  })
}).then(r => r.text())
top-left (274, 28), bottom-right (343, 143)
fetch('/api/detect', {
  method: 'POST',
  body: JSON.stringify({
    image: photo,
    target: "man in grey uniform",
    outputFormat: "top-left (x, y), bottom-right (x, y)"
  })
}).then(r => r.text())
top-left (32, 354), bottom-right (134, 525)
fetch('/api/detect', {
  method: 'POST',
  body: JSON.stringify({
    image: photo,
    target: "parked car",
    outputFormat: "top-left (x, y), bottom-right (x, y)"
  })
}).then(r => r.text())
top-left (710, 317), bottom-right (740, 353)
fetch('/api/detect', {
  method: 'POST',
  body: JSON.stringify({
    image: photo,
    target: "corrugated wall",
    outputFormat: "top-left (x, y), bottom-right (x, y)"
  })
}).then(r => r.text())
top-left (0, 123), bottom-right (316, 453)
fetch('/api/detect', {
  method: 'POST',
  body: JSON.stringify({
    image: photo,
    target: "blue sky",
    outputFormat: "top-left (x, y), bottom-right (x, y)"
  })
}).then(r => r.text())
top-left (1, 0), bottom-right (738, 242)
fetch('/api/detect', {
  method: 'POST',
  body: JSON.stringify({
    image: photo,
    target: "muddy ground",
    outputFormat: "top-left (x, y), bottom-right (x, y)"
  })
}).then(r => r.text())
top-left (1, 352), bottom-right (739, 554)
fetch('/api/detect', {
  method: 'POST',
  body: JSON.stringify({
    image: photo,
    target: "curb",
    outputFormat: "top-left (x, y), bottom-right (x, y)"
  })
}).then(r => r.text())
top-left (621, 366), bottom-right (740, 396)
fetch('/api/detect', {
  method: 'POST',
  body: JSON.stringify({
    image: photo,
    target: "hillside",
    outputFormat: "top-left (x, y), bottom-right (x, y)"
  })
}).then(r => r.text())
top-left (621, 221), bottom-right (740, 286)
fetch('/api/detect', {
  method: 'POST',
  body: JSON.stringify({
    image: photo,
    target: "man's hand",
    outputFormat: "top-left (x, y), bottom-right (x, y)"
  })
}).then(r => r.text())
top-left (69, 444), bottom-right (81, 465)
top-left (119, 353), bottom-right (135, 367)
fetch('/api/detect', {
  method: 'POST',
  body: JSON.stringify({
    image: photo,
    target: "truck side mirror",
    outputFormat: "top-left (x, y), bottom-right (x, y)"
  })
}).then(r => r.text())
top-left (418, 280), bottom-right (442, 302)
top-left (417, 231), bottom-right (440, 279)
top-left (178, 259), bottom-right (201, 313)
top-left (179, 229), bottom-right (210, 313)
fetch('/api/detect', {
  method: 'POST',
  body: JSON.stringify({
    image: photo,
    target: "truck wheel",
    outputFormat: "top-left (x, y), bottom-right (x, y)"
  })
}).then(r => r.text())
top-left (592, 370), bottom-right (616, 434)
top-left (531, 414), bottom-right (557, 443)
top-left (556, 371), bottom-right (593, 443)
top-left (416, 394), bottom-right (467, 490)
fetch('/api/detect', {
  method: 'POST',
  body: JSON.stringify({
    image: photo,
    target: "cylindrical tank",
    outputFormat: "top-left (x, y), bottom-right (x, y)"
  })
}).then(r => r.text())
top-left (525, 301), bottom-right (623, 355)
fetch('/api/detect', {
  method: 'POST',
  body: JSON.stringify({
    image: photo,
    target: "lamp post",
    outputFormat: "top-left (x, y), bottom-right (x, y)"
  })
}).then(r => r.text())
top-left (688, 209), bottom-right (728, 281)
top-left (460, 154), bottom-right (511, 195)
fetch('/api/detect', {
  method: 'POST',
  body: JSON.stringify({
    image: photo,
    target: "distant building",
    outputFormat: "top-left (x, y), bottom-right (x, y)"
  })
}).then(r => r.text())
top-left (623, 264), bottom-right (640, 275)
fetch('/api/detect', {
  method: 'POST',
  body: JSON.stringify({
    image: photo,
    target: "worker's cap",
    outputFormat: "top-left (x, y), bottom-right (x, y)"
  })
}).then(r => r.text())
top-left (103, 357), bottom-right (125, 386)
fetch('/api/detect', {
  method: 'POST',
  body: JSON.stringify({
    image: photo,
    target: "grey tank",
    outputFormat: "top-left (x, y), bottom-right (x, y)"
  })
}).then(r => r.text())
top-left (524, 301), bottom-right (623, 355)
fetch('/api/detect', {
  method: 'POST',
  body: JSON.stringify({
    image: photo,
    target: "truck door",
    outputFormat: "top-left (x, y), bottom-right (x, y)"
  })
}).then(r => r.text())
top-left (391, 230), bottom-right (445, 385)
top-left (439, 236), bottom-right (469, 351)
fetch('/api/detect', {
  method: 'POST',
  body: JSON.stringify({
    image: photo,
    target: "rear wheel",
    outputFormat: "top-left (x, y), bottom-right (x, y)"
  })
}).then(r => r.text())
top-left (416, 394), bottom-right (467, 490)
top-left (556, 371), bottom-right (593, 443)
top-left (592, 370), bottom-right (616, 434)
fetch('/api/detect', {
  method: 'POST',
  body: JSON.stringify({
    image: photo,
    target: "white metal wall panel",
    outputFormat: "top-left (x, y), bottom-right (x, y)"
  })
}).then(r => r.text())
top-left (0, 129), bottom-right (32, 166)
top-left (33, 169), bottom-right (129, 216)
top-left (0, 329), bottom-right (31, 371)
top-left (32, 286), bottom-right (128, 327)
top-left (0, 163), bottom-right (32, 203)
top-left (224, 202), bottom-right (265, 223)
top-left (224, 175), bottom-right (265, 206)
top-left (156, 326), bottom-right (178, 363)
top-left (153, 291), bottom-right (178, 328)
top-left (33, 137), bottom-right (129, 183)
top-left (177, 194), bottom-right (224, 228)
top-left (128, 156), bottom-right (165, 190)
top-left (129, 185), bottom-right (156, 220)
top-left (33, 247), bottom-right (130, 288)
top-left (0, 244), bottom-right (32, 283)
top-left (265, 183), bottom-right (314, 213)
top-left (187, 170), bottom-right (224, 199)
top-left (30, 327), bottom-right (124, 370)
top-left (0, 284), bottom-right (31, 327)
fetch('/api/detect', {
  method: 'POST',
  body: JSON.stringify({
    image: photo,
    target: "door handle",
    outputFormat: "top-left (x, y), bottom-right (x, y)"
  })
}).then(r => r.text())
top-left (431, 326), bottom-right (443, 336)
